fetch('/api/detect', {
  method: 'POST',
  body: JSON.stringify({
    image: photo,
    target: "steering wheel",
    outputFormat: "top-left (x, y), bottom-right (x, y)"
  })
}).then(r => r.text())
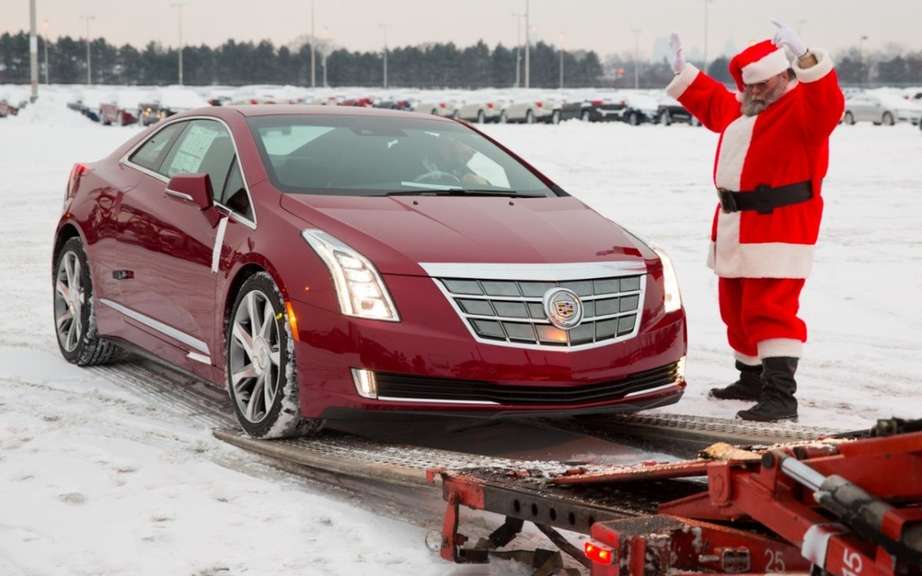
top-left (412, 170), bottom-right (463, 187)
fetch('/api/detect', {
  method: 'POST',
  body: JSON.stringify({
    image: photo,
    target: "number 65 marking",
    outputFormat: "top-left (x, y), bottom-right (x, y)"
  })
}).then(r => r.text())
top-left (842, 548), bottom-right (863, 576)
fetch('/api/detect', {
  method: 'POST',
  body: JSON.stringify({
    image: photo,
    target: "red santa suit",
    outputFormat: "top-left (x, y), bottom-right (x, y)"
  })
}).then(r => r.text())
top-left (666, 41), bottom-right (844, 364)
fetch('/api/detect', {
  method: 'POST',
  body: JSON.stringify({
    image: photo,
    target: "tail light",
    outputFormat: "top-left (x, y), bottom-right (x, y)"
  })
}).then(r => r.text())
top-left (591, 99), bottom-right (603, 107)
top-left (535, 101), bottom-right (544, 108)
top-left (585, 541), bottom-right (615, 565)
top-left (439, 102), bottom-right (447, 108)
top-left (64, 163), bottom-right (89, 210)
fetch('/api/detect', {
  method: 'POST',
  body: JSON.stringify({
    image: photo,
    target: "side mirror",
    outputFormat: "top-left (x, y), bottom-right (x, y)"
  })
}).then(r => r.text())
top-left (166, 173), bottom-right (214, 211)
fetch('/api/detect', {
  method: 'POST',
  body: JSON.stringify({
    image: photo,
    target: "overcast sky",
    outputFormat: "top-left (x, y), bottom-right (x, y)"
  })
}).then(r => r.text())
top-left (3, 0), bottom-right (920, 61)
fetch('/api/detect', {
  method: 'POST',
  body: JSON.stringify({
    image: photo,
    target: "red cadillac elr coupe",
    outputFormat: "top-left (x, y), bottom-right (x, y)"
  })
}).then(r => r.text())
top-left (53, 105), bottom-right (687, 438)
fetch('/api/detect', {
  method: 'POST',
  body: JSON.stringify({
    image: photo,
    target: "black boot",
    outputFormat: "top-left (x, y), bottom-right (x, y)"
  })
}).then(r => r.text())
top-left (737, 357), bottom-right (799, 422)
top-left (709, 361), bottom-right (762, 401)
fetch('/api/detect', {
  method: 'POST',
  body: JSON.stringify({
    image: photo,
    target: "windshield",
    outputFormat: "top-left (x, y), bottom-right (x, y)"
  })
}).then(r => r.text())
top-left (246, 114), bottom-right (562, 197)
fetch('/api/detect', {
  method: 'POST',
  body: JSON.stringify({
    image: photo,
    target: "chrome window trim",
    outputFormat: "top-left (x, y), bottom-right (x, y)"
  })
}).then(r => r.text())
top-left (100, 297), bottom-right (210, 355)
top-left (419, 261), bottom-right (646, 281)
top-left (429, 273), bottom-right (647, 353)
top-left (119, 115), bottom-right (258, 230)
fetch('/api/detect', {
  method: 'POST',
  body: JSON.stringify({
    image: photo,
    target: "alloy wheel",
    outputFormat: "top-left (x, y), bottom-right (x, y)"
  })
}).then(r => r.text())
top-left (54, 251), bottom-right (84, 352)
top-left (229, 290), bottom-right (281, 424)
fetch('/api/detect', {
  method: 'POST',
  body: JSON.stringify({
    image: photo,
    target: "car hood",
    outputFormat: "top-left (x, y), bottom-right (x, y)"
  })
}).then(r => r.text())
top-left (280, 194), bottom-right (651, 276)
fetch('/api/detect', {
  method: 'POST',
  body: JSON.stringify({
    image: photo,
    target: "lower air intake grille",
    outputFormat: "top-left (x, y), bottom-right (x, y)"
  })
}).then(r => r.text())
top-left (375, 362), bottom-right (680, 406)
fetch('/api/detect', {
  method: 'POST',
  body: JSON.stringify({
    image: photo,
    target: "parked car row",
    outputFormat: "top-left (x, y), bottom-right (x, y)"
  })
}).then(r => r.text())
top-left (843, 90), bottom-right (922, 126)
top-left (0, 98), bottom-right (27, 118)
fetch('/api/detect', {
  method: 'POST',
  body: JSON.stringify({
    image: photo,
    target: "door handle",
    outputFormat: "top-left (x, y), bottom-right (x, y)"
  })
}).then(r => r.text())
top-left (165, 188), bottom-right (194, 202)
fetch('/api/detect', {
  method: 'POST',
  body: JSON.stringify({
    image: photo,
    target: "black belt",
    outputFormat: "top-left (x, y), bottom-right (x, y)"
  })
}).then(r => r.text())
top-left (718, 181), bottom-right (813, 214)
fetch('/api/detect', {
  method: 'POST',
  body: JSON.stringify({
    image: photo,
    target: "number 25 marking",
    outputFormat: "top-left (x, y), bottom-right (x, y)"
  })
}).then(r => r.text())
top-left (765, 549), bottom-right (786, 572)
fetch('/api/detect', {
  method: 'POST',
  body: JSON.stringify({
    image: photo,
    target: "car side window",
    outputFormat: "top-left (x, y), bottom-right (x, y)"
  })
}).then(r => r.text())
top-left (129, 122), bottom-right (187, 172)
top-left (160, 119), bottom-right (235, 197)
top-left (221, 158), bottom-right (253, 221)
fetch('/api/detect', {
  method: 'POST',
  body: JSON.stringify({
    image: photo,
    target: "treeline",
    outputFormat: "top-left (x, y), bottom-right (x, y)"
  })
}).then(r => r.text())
top-left (0, 31), bottom-right (603, 88)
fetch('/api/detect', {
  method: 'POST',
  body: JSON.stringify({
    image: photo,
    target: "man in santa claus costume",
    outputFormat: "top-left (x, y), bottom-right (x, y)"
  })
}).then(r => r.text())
top-left (666, 21), bottom-right (844, 421)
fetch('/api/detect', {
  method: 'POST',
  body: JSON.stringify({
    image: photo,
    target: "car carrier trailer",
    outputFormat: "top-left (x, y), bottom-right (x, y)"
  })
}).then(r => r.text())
top-left (432, 418), bottom-right (922, 575)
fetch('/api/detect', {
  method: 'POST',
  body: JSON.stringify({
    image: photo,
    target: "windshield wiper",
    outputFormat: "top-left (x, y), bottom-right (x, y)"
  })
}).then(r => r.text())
top-left (384, 189), bottom-right (545, 198)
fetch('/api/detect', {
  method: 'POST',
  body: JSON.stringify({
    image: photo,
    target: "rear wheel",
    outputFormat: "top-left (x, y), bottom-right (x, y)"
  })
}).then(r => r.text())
top-left (627, 111), bottom-right (640, 126)
top-left (53, 237), bottom-right (117, 366)
top-left (477, 110), bottom-right (486, 124)
top-left (580, 110), bottom-right (591, 122)
top-left (844, 111), bottom-right (855, 125)
top-left (226, 272), bottom-right (322, 439)
top-left (551, 110), bottom-right (560, 125)
top-left (499, 111), bottom-right (508, 124)
top-left (525, 109), bottom-right (535, 124)
top-left (882, 111), bottom-right (895, 126)
top-left (660, 110), bottom-right (672, 126)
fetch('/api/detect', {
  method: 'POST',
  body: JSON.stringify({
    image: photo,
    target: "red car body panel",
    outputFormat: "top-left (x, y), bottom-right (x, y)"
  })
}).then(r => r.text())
top-left (57, 105), bottom-right (687, 421)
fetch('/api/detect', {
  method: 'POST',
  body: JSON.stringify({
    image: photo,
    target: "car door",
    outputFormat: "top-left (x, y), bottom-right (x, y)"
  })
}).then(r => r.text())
top-left (111, 119), bottom-right (237, 375)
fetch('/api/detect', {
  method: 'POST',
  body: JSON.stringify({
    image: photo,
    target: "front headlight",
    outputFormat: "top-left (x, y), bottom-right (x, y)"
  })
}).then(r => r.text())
top-left (301, 229), bottom-right (400, 322)
top-left (652, 247), bottom-right (683, 313)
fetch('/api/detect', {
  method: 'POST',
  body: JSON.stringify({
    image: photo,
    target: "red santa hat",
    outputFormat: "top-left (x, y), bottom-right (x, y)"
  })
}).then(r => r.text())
top-left (728, 40), bottom-right (791, 91)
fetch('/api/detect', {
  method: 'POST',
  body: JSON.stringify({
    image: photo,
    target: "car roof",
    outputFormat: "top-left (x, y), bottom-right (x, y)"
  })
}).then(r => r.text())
top-left (226, 104), bottom-right (455, 121)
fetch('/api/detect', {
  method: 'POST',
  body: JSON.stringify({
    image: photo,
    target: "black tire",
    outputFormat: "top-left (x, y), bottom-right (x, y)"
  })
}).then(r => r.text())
top-left (580, 110), bottom-right (591, 122)
top-left (53, 237), bottom-right (118, 366)
top-left (551, 110), bottom-right (560, 125)
top-left (660, 110), bottom-right (672, 126)
top-left (499, 111), bottom-right (508, 124)
top-left (477, 110), bottom-right (486, 124)
top-left (844, 111), bottom-right (855, 125)
top-left (226, 272), bottom-right (323, 439)
top-left (882, 112), bottom-right (895, 126)
top-left (525, 109), bottom-right (535, 124)
top-left (628, 111), bottom-right (640, 126)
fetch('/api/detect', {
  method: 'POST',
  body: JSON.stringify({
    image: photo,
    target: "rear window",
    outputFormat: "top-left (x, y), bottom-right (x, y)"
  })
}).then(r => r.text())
top-left (246, 115), bottom-right (560, 197)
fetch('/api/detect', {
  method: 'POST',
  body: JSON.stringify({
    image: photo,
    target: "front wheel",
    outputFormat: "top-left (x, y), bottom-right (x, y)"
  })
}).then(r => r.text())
top-left (525, 109), bottom-right (535, 124)
top-left (844, 111), bottom-right (855, 125)
top-left (882, 111), bottom-right (895, 126)
top-left (660, 110), bottom-right (672, 126)
top-left (627, 111), bottom-right (640, 126)
top-left (477, 110), bottom-right (486, 124)
top-left (551, 110), bottom-right (560, 125)
top-left (226, 272), bottom-right (322, 439)
top-left (54, 237), bottom-right (117, 366)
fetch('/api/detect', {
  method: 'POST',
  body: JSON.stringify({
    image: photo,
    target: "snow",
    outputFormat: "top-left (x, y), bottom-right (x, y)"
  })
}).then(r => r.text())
top-left (1, 84), bottom-right (921, 574)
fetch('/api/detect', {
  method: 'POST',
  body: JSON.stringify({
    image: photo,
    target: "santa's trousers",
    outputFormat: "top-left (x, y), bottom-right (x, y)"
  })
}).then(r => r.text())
top-left (718, 277), bottom-right (807, 364)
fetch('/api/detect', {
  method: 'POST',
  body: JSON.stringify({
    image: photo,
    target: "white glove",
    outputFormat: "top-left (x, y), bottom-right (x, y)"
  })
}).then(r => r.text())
top-left (669, 33), bottom-right (686, 74)
top-left (771, 19), bottom-right (807, 57)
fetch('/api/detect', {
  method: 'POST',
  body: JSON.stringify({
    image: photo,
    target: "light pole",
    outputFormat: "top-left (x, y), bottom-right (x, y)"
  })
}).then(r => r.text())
top-left (632, 28), bottom-right (640, 89)
top-left (171, 2), bottom-right (188, 85)
top-left (512, 13), bottom-right (523, 88)
top-left (29, 0), bottom-right (38, 101)
top-left (310, 0), bottom-right (316, 88)
top-left (524, 0), bottom-right (530, 89)
top-left (381, 24), bottom-right (388, 89)
top-left (321, 25), bottom-right (329, 88)
top-left (43, 18), bottom-right (50, 85)
top-left (859, 35), bottom-right (869, 85)
top-left (559, 34), bottom-right (565, 90)
top-left (81, 15), bottom-right (95, 85)
top-left (702, 0), bottom-right (713, 74)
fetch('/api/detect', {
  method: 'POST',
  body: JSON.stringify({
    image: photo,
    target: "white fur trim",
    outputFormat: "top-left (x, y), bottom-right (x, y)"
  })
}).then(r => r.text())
top-left (715, 115), bottom-right (756, 190)
top-left (741, 48), bottom-right (791, 85)
top-left (735, 352), bottom-right (761, 366)
top-left (792, 49), bottom-right (833, 84)
top-left (666, 64), bottom-right (700, 99)
top-left (709, 240), bottom-right (815, 279)
top-left (758, 338), bottom-right (804, 359)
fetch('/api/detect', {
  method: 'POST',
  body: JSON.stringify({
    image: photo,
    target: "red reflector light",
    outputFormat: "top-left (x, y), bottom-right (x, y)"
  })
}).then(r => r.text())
top-left (535, 101), bottom-right (543, 108)
top-left (487, 102), bottom-right (494, 108)
top-left (585, 542), bottom-right (614, 564)
top-left (439, 102), bottom-right (446, 108)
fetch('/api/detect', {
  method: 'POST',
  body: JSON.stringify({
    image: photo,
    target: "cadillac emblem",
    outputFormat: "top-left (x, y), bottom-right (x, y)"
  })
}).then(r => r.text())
top-left (543, 288), bottom-right (583, 330)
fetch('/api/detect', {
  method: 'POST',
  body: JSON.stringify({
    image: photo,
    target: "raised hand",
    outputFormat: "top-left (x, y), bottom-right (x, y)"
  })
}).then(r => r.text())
top-left (771, 19), bottom-right (807, 57)
top-left (669, 33), bottom-right (686, 74)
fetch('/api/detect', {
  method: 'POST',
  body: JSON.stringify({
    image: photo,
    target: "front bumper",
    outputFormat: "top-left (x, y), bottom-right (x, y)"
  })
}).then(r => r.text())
top-left (288, 273), bottom-right (686, 419)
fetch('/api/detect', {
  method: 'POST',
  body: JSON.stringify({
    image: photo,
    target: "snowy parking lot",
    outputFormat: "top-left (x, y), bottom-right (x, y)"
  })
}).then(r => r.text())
top-left (1, 87), bottom-right (920, 575)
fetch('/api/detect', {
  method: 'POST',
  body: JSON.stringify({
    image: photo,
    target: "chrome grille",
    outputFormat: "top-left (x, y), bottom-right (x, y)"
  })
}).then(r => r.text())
top-left (433, 274), bottom-right (646, 350)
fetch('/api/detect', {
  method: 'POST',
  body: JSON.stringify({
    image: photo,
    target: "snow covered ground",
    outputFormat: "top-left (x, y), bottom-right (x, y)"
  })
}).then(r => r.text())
top-left (1, 86), bottom-right (920, 574)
